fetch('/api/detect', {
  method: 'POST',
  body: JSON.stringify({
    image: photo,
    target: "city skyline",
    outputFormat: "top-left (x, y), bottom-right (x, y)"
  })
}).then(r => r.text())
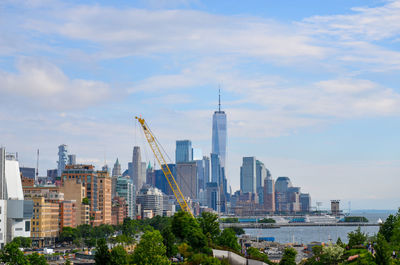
top-left (1, 0), bottom-right (400, 210)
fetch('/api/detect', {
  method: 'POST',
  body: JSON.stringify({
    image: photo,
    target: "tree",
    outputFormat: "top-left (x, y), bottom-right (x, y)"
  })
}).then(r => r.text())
top-left (247, 247), bottom-right (270, 263)
top-left (230, 227), bottom-right (245, 235)
top-left (279, 247), bottom-right (297, 265)
top-left (110, 245), bottom-right (128, 265)
top-left (171, 211), bottom-right (207, 251)
top-left (82, 197), bottom-right (90, 205)
top-left (94, 224), bottom-right (114, 239)
top-left (336, 237), bottom-right (344, 248)
top-left (374, 233), bottom-right (391, 265)
top-left (27, 252), bottom-right (48, 265)
top-left (0, 242), bottom-right (29, 265)
top-left (321, 243), bottom-right (344, 264)
top-left (198, 212), bottom-right (221, 241)
top-left (11, 237), bottom-right (32, 248)
top-left (161, 226), bottom-right (178, 257)
top-left (171, 211), bottom-right (199, 241)
top-left (379, 214), bottom-right (396, 242)
top-left (132, 230), bottom-right (171, 265)
top-left (347, 227), bottom-right (367, 248)
top-left (77, 224), bottom-right (93, 238)
top-left (59, 227), bottom-right (78, 244)
top-left (94, 238), bottom-right (111, 265)
top-left (217, 228), bottom-right (240, 252)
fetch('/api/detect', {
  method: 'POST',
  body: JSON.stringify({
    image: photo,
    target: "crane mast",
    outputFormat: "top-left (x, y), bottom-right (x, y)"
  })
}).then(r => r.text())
top-left (135, 116), bottom-right (193, 216)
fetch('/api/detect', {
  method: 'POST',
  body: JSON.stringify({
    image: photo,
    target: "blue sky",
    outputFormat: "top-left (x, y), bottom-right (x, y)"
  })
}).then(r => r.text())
top-left (1, 0), bottom-right (400, 210)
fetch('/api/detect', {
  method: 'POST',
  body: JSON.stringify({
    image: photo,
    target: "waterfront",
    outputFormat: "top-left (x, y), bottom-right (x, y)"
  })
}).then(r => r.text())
top-left (244, 211), bottom-right (395, 244)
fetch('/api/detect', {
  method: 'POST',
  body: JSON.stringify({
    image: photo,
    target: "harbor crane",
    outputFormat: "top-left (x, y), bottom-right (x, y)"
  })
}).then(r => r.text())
top-left (135, 116), bottom-right (193, 216)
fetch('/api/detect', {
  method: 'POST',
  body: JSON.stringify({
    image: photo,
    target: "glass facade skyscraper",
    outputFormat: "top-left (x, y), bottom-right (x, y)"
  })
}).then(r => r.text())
top-left (212, 110), bottom-right (227, 169)
top-left (175, 140), bottom-right (193, 163)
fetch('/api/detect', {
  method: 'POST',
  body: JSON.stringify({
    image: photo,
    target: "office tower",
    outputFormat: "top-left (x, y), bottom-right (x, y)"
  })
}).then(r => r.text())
top-left (175, 140), bottom-right (193, 163)
top-left (57, 144), bottom-right (68, 177)
top-left (68, 154), bottom-right (76, 165)
top-left (112, 196), bottom-right (127, 225)
top-left (274, 176), bottom-right (292, 212)
top-left (195, 160), bottom-right (205, 195)
top-left (97, 170), bottom-right (112, 224)
top-left (210, 153), bottom-right (221, 184)
top-left (331, 200), bottom-right (340, 216)
top-left (287, 187), bottom-right (301, 212)
top-left (31, 197), bottom-right (59, 247)
top-left (146, 162), bottom-right (155, 186)
top-left (116, 176), bottom-right (136, 219)
top-left (256, 160), bottom-right (267, 204)
top-left (112, 158), bottom-right (121, 177)
top-left (212, 90), bottom-right (227, 169)
top-left (0, 147), bottom-right (5, 200)
top-left (61, 165), bottom-right (98, 218)
top-left (176, 162), bottom-right (197, 199)
top-left (132, 146), bottom-right (144, 192)
top-left (0, 148), bottom-right (33, 246)
top-left (203, 156), bottom-right (210, 184)
top-left (240, 157), bottom-right (256, 193)
top-left (206, 182), bottom-right (219, 212)
top-left (141, 161), bottom-right (147, 185)
top-left (61, 179), bottom-right (90, 226)
top-left (300, 193), bottom-right (311, 212)
top-left (19, 167), bottom-right (35, 179)
top-left (136, 186), bottom-right (163, 218)
top-left (46, 169), bottom-right (57, 184)
top-left (154, 164), bottom-right (175, 196)
top-left (263, 169), bottom-right (275, 212)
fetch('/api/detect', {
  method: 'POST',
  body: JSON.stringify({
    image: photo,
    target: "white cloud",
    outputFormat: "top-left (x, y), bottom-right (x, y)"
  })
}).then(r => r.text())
top-left (0, 58), bottom-right (112, 110)
top-left (24, 6), bottom-right (326, 61)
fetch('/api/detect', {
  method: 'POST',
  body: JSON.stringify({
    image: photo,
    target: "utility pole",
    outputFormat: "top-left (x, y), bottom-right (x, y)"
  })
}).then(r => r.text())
top-left (36, 149), bottom-right (39, 182)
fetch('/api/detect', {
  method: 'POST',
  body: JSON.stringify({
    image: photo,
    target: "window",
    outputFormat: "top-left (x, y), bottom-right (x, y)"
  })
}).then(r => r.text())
top-left (25, 221), bottom-right (30, 232)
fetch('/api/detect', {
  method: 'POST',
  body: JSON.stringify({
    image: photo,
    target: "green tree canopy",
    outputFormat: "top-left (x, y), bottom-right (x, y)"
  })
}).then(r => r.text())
top-left (110, 245), bottom-right (128, 265)
top-left (217, 228), bottom-right (240, 252)
top-left (0, 242), bottom-right (29, 265)
top-left (161, 225), bottom-right (178, 258)
top-left (59, 227), bottom-right (78, 244)
top-left (132, 230), bottom-right (171, 265)
top-left (347, 227), bottom-right (367, 248)
top-left (27, 252), bottom-right (48, 265)
top-left (279, 247), bottom-right (297, 265)
top-left (94, 238), bottom-right (111, 265)
top-left (374, 233), bottom-right (391, 265)
top-left (198, 212), bottom-right (221, 241)
top-left (11, 237), bottom-right (32, 248)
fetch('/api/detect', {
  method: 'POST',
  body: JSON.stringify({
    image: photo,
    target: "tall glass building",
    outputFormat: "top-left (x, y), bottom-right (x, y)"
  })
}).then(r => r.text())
top-left (57, 144), bottom-right (68, 177)
top-left (212, 104), bottom-right (227, 169)
top-left (175, 140), bottom-right (193, 163)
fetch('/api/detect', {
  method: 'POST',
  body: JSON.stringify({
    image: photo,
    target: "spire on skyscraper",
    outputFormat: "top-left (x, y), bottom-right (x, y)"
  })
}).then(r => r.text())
top-left (218, 85), bottom-right (221, 112)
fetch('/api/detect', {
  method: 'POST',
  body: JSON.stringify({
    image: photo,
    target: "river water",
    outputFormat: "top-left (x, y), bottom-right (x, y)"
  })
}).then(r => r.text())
top-left (244, 211), bottom-right (395, 244)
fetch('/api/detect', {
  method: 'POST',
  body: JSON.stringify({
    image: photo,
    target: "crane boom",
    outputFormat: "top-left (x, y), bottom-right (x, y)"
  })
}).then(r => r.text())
top-left (135, 116), bottom-right (193, 216)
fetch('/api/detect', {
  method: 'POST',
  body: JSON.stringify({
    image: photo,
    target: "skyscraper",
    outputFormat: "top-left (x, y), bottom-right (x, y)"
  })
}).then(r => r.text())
top-left (132, 146), bottom-right (144, 192)
top-left (263, 169), bottom-right (275, 212)
top-left (256, 160), bottom-right (267, 204)
top-left (211, 90), bottom-right (227, 169)
top-left (175, 140), bottom-right (193, 163)
top-left (210, 153), bottom-right (221, 184)
top-left (68, 154), bottom-right (76, 165)
top-left (240, 157), bottom-right (256, 193)
top-left (57, 144), bottom-right (68, 177)
top-left (112, 158), bottom-right (121, 177)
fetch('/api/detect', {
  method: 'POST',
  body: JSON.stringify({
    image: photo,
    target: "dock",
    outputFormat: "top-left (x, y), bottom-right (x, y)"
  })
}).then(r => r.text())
top-left (220, 222), bottom-right (379, 229)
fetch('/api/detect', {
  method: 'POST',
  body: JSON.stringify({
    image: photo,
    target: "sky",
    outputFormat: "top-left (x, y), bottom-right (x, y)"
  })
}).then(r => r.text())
top-left (0, 0), bottom-right (400, 210)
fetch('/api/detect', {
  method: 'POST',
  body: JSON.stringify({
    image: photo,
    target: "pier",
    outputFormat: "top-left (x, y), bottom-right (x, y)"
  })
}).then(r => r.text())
top-left (220, 222), bottom-right (380, 229)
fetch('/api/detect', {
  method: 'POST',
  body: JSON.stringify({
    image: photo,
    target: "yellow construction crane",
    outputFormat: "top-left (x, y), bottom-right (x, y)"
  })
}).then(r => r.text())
top-left (135, 116), bottom-right (193, 216)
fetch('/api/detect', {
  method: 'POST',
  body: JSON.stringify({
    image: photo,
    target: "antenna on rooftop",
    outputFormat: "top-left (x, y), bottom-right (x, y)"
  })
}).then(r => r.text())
top-left (218, 84), bottom-right (221, 112)
top-left (36, 149), bottom-right (39, 181)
